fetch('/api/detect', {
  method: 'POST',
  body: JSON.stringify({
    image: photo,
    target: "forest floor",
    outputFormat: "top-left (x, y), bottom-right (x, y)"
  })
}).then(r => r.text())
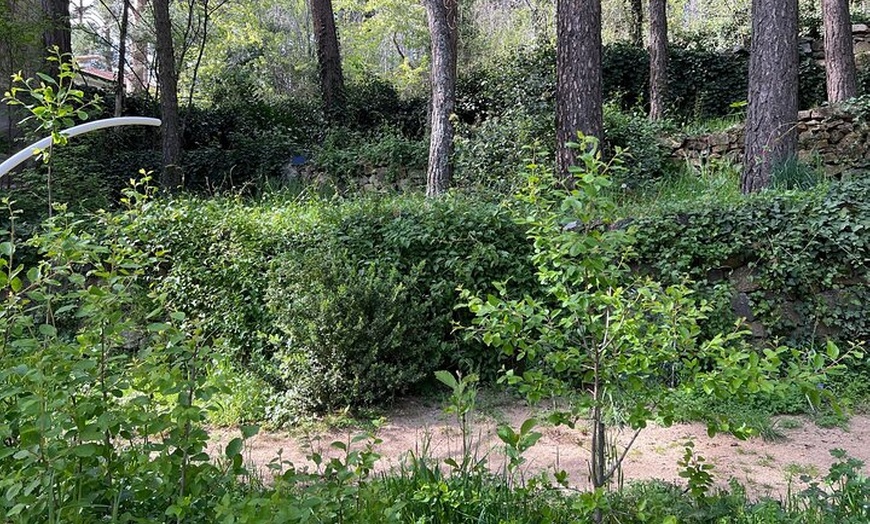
top-left (211, 394), bottom-right (870, 500)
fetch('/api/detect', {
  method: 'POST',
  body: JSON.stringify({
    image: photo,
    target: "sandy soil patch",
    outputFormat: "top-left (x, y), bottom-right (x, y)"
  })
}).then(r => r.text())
top-left (211, 397), bottom-right (870, 500)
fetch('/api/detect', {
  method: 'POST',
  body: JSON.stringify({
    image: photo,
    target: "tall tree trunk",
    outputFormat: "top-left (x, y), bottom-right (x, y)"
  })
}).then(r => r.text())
top-left (423, 0), bottom-right (458, 197)
top-left (153, 0), bottom-right (182, 189)
top-left (115, 0), bottom-right (130, 117)
top-left (648, 0), bottom-right (668, 120)
top-left (310, 0), bottom-right (345, 118)
top-left (556, 0), bottom-right (603, 179)
top-left (742, 0), bottom-right (798, 193)
top-left (131, 0), bottom-right (150, 93)
top-left (823, 0), bottom-right (857, 103)
top-left (41, 0), bottom-right (71, 74)
top-left (629, 0), bottom-right (643, 47)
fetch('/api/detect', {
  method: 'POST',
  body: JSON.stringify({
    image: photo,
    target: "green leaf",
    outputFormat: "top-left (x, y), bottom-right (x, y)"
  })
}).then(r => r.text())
top-left (38, 324), bottom-right (57, 337)
top-left (226, 437), bottom-right (243, 458)
top-left (36, 72), bottom-right (57, 85)
top-left (520, 417), bottom-right (537, 435)
top-left (73, 443), bottom-right (98, 457)
top-left (241, 424), bottom-right (260, 439)
top-left (7, 503), bottom-right (26, 517)
top-left (826, 340), bottom-right (839, 360)
top-left (5, 483), bottom-right (21, 501)
top-left (434, 370), bottom-right (458, 390)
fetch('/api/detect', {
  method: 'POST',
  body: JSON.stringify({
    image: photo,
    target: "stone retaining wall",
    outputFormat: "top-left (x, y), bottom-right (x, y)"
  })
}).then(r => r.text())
top-left (803, 23), bottom-right (870, 64)
top-left (668, 107), bottom-right (870, 176)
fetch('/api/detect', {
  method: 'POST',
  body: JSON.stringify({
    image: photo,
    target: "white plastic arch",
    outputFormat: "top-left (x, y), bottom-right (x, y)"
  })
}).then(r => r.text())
top-left (0, 117), bottom-right (162, 179)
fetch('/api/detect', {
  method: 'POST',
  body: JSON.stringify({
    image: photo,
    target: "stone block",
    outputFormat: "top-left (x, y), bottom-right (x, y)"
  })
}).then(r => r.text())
top-left (731, 292), bottom-right (756, 321)
top-left (730, 266), bottom-right (759, 293)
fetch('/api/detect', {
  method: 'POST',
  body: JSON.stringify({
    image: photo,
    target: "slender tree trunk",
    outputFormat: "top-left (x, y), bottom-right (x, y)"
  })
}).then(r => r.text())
top-left (423, 0), bottom-right (458, 197)
top-left (153, 0), bottom-right (182, 189)
top-left (648, 0), bottom-right (668, 120)
top-left (310, 0), bottom-right (345, 118)
top-left (556, 0), bottom-right (603, 179)
top-left (628, 0), bottom-right (643, 47)
top-left (185, 0), bottom-right (210, 111)
top-left (742, 0), bottom-right (798, 193)
top-left (115, 0), bottom-right (130, 117)
top-left (131, 0), bottom-right (150, 93)
top-left (823, 0), bottom-right (857, 103)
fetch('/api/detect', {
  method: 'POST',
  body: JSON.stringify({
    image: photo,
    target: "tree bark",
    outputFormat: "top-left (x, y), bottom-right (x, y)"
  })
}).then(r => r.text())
top-left (629, 0), bottom-right (643, 47)
top-left (556, 0), bottom-right (603, 179)
top-left (153, 0), bottom-right (182, 189)
top-left (310, 0), bottom-right (345, 118)
top-left (742, 0), bottom-right (798, 193)
top-left (423, 0), bottom-right (458, 197)
top-left (823, 0), bottom-right (857, 103)
top-left (130, 0), bottom-right (150, 94)
top-left (41, 0), bottom-right (71, 74)
top-left (115, 0), bottom-right (130, 117)
top-left (648, 0), bottom-right (668, 120)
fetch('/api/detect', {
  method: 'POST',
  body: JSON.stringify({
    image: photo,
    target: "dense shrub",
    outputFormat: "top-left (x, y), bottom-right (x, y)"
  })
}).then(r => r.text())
top-left (1, 80), bottom-right (428, 215)
top-left (628, 177), bottom-right (870, 347)
top-left (454, 106), bottom-right (554, 193)
top-left (457, 42), bottom-right (828, 126)
top-left (268, 254), bottom-right (441, 415)
top-left (343, 76), bottom-right (428, 138)
top-left (602, 103), bottom-right (670, 188)
top-left (1, 127), bottom-right (161, 228)
top-left (311, 126), bottom-right (428, 185)
top-left (456, 45), bottom-right (555, 124)
top-left (0, 187), bottom-right (250, 522)
top-left (135, 193), bottom-right (534, 417)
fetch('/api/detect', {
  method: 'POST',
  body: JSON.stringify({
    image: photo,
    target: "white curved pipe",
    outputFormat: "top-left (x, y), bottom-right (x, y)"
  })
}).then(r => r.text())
top-left (0, 117), bottom-right (162, 179)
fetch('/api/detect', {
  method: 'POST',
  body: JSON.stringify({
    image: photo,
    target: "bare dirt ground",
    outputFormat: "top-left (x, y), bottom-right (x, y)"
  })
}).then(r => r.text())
top-left (211, 396), bottom-right (870, 501)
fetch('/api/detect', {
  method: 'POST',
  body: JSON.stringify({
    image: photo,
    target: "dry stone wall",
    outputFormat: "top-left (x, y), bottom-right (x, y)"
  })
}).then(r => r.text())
top-left (669, 107), bottom-right (870, 176)
top-left (803, 23), bottom-right (870, 64)
top-left (669, 24), bottom-right (870, 176)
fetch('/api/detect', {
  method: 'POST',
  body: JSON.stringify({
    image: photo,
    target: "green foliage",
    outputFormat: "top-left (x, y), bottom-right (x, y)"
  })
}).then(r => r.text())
top-left (799, 58), bottom-right (827, 110)
top-left (602, 103), bottom-right (669, 188)
top-left (677, 441), bottom-right (715, 501)
top-left (178, 96), bottom-right (324, 190)
top-left (2, 50), bottom-right (102, 218)
top-left (2, 48), bottom-right (101, 158)
top-left (0, 185), bottom-right (252, 523)
top-left (613, 159), bottom-right (743, 217)
top-left (454, 111), bottom-right (554, 194)
top-left (664, 46), bottom-right (749, 120)
top-left (792, 449), bottom-right (870, 522)
top-left (629, 177), bottom-right (870, 347)
top-left (205, 359), bottom-right (271, 426)
top-left (342, 76), bottom-right (428, 137)
top-left (311, 126), bottom-right (427, 185)
top-left (0, 178), bottom-right (867, 523)
top-left (464, 138), bottom-right (846, 501)
top-left (268, 255), bottom-right (440, 418)
top-left (770, 156), bottom-right (826, 191)
top-left (132, 192), bottom-right (533, 420)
